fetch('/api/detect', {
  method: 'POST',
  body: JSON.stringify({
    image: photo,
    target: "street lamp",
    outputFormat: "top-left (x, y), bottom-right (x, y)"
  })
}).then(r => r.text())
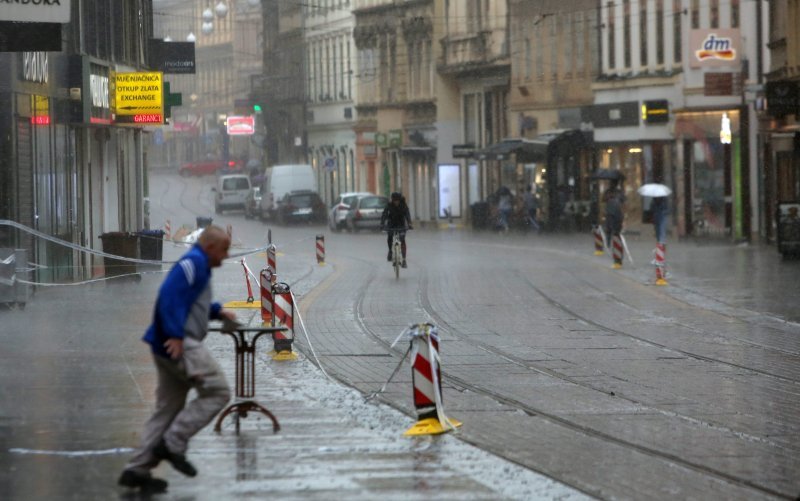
top-left (215, 1), bottom-right (228, 18)
top-left (186, 32), bottom-right (196, 42)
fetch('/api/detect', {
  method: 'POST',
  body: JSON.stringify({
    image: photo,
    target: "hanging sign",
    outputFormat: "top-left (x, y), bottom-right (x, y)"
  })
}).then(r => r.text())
top-left (113, 72), bottom-right (164, 125)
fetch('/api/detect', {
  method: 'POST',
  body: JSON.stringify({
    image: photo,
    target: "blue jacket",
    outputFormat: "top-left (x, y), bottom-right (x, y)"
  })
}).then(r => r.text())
top-left (143, 244), bottom-right (222, 358)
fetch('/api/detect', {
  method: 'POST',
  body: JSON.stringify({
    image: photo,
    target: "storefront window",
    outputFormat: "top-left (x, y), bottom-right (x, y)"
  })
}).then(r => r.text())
top-left (692, 139), bottom-right (725, 235)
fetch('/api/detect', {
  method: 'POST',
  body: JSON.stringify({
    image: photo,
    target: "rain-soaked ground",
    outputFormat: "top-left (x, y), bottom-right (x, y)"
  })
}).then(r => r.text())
top-left (2, 170), bottom-right (799, 500)
top-left (0, 243), bottom-right (587, 500)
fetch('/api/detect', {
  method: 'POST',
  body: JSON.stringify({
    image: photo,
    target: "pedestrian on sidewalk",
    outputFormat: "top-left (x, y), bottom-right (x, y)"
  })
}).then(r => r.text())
top-left (523, 185), bottom-right (540, 233)
top-left (603, 179), bottom-right (626, 246)
top-left (119, 225), bottom-right (235, 493)
top-left (651, 196), bottom-right (669, 244)
top-left (496, 186), bottom-right (513, 232)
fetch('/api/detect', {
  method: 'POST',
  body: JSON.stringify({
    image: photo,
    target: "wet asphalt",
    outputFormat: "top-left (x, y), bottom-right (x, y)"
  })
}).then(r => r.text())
top-left (2, 171), bottom-right (799, 500)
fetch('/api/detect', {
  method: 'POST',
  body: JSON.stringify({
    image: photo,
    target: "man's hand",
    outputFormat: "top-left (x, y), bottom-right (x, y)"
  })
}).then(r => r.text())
top-left (219, 309), bottom-right (237, 322)
top-left (164, 338), bottom-right (184, 360)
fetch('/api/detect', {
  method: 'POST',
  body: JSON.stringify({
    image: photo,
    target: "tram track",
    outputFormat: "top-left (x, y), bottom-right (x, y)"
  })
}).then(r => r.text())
top-left (338, 256), bottom-right (794, 500)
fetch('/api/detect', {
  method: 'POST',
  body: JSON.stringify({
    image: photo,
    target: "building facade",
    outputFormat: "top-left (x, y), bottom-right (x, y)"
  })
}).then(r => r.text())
top-left (305, 0), bottom-right (359, 206)
top-left (0, 0), bottom-right (155, 281)
top-left (588, 0), bottom-right (769, 241)
top-left (150, 0), bottom-right (263, 171)
top-left (762, 0), bottom-right (800, 243)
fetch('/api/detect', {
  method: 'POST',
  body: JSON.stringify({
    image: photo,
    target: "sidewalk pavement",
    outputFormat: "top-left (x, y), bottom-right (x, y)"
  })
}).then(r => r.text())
top-left (0, 241), bottom-right (588, 500)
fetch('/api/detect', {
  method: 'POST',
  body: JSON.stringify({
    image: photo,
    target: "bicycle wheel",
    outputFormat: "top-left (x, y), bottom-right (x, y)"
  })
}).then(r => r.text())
top-left (393, 241), bottom-right (401, 279)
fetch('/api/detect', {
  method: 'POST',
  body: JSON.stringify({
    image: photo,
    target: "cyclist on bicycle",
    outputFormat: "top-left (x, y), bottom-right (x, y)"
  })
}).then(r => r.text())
top-left (380, 192), bottom-right (413, 268)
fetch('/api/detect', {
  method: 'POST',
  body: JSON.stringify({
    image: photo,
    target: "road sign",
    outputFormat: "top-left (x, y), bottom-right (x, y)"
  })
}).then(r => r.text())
top-left (113, 72), bottom-right (164, 125)
top-left (226, 115), bottom-right (255, 136)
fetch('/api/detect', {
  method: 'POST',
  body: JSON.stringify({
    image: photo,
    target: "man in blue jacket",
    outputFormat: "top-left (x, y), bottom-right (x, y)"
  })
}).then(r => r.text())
top-left (119, 225), bottom-right (235, 493)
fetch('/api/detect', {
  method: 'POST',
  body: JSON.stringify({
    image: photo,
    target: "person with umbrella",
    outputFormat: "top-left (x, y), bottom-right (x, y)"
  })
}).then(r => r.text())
top-left (638, 183), bottom-right (672, 244)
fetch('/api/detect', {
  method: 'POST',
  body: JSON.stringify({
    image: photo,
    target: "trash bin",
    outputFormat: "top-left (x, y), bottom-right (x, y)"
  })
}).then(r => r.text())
top-left (99, 232), bottom-right (140, 278)
top-left (137, 230), bottom-right (165, 260)
top-left (196, 216), bottom-right (213, 229)
top-left (776, 202), bottom-right (800, 257)
top-left (470, 202), bottom-right (490, 230)
top-left (137, 229), bottom-right (165, 269)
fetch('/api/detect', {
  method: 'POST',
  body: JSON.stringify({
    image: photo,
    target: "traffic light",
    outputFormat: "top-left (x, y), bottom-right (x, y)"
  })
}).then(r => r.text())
top-left (253, 103), bottom-right (263, 113)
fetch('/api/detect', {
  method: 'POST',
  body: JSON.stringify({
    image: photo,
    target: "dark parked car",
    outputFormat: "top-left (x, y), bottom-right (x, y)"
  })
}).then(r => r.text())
top-left (345, 195), bottom-right (388, 232)
top-left (275, 190), bottom-right (327, 225)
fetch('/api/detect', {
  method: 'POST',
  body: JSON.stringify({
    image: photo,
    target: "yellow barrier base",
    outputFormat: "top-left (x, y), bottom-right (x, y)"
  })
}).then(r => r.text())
top-left (269, 350), bottom-right (298, 361)
top-left (594, 250), bottom-right (604, 256)
top-left (403, 417), bottom-right (463, 437)
top-left (223, 300), bottom-right (261, 309)
top-left (655, 278), bottom-right (669, 286)
top-left (612, 263), bottom-right (622, 270)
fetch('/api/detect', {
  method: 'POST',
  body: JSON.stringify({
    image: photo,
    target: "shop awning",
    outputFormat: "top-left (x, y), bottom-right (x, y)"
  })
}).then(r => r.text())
top-left (480, 129), bottom-right (592, 163)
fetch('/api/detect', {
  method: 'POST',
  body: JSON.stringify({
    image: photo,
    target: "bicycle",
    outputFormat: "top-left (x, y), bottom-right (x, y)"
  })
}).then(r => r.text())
top-left (382, 227), bottom-right (410, 279)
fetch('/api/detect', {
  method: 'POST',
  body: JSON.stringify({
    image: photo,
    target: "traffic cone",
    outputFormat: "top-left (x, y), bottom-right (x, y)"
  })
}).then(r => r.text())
top-left (403, 323), bottom-right (462, 436)
top-left (260, 268), bottom-right (273, 324)
top-left (654, 243), bottom-right (668, 286)
top-left (270, 281), bottom-right (297, 361)
top-left (593, 226), bottom-right (604, 255)
top-left (612, 234), bottom-right (624, 269)
top-left (316, 234), bottom-right (325, 264)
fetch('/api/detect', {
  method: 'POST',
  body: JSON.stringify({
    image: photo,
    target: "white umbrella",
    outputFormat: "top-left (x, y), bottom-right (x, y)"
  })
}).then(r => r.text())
top-left (638, 183), bottom-right (672, 197)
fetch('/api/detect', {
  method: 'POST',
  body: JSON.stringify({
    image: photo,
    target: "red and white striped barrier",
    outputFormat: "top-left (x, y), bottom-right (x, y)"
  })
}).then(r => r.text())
top-left (316, 234), bottom-right (325, 264)
top-left (270, 281), bottom-right (296, 360)
top-left (403, 323), bottom-right (461, 436)
top-left (654, 243), bottom-right (668, 286)
top-left (267, 244), bottom-right (277, 274)
top-left (164, 220), bottom-right (171, 240)
top-left (612, 234), bottom-right (624, 269)
top-left (260, 268), bottom-right (273, 323)
top-left (593, 226), bottom-right (604, 255)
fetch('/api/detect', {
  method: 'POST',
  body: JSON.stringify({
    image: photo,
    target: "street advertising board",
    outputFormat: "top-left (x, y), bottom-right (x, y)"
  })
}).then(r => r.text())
top-left (113, 72), bottom-right (164, 126)
top-left (437, 164), bottom-right (462, 219)
top-left (0, 0), bottom-right (71, 23)
top-left (226, 115), bottom-right (255, 136)
top-left (148, 39), bottom-right (196, 74)
top-left (690, 29), bottom-right (742, 68)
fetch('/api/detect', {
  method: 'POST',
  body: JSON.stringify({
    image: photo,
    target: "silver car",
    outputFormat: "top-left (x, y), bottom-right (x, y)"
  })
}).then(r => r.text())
top-left (345, 195), bottom-right (389, 232)
top-left (328, 192), bottom-right (373, 231)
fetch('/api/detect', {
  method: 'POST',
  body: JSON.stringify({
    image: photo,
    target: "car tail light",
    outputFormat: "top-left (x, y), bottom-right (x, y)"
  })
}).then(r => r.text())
top-left (228, 160), bottom-right (235, 167)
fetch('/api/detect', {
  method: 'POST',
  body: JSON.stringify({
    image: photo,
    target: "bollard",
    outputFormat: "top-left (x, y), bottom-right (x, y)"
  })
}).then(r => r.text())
top-left (267, 244), bottom-right (277, 275)
top-left (259, 268), bottom-right (273, 324)
top-left (164, 220), bottom-right (171, 241)
top-left (316, 234), bottom-right (325, 264)
top-left (593, 226), bottom-right (604, 255)
top-left (611, 234), bottom-right (624, 269)
top-left (270, 281), bottom-right (297, 361)
top-left (654, 243), bottom-right (668, 286)
top-left (403, 323), bottom-right (461, 436)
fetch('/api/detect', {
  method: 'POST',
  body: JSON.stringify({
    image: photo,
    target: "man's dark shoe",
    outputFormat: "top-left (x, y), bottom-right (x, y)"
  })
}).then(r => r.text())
top-left (401, 259), bottom-right (407, 268)
top-left (387, 251), bottom-right (392, 262)
top-left (153, 439), bottom-right (197, 477)
top-left (118, 469), bottom-right (168, 493)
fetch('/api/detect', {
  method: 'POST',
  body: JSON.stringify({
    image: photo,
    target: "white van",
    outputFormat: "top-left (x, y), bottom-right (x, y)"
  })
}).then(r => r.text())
top-left (259, 164), bottom-right (316, 220)
top-left (214, 174), bottom-right (251, 214)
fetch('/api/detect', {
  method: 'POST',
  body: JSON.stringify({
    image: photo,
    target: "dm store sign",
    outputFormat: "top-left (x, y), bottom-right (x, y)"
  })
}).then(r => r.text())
top-left (690, 29), bottom-right (741, 68)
